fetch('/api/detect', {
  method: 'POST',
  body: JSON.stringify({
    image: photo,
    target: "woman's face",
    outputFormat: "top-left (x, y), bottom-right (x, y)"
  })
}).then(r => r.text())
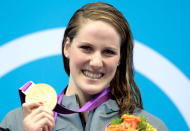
top-left (64, 20), bottom-right (121, 95)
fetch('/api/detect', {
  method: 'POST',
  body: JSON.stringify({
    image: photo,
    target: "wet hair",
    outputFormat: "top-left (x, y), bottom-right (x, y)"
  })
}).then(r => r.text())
top-left (62, 2), bottom-right (143, 116)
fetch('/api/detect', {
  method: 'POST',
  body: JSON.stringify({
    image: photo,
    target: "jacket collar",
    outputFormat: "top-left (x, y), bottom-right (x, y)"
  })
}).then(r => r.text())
top-left (54, 94), bottom-right (119, 130)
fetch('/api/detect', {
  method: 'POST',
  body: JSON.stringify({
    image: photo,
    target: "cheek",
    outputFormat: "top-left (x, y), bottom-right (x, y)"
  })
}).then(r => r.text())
top-left (105, 58), bottom-right (119, 73)
top-left (70, 51), bottom-right (87, 68)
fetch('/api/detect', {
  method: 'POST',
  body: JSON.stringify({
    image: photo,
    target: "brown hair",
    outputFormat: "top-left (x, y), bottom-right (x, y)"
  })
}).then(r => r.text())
top-left (62, 2), bottom-right (143, 116)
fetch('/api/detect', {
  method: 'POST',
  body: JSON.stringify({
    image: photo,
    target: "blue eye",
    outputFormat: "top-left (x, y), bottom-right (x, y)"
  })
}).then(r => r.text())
top-left (80, 45), bottom-right (92, 51)
top-left (103, 49), bottom-right (115, 55)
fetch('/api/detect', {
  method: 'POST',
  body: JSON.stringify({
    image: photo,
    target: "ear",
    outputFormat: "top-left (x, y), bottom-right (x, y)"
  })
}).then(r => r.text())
top-left (118, 59), bottom-right (120, 66)
top-left (117, 53), bottom-right (121, 66)
top-left (64, 37), bottom-right (71, 58)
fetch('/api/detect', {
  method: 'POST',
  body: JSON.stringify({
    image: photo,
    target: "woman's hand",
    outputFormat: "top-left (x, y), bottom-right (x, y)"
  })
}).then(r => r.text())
top-left (22, 102), bottom-right (55, 131)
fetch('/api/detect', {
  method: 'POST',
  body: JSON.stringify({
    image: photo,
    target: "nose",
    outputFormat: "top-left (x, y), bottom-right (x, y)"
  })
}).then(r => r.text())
top-left (89, 52), bottom-right (103, 69)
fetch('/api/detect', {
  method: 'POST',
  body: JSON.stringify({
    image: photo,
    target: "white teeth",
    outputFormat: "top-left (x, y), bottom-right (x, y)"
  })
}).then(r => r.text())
top-left (83, 71), bottom-right (102, 79)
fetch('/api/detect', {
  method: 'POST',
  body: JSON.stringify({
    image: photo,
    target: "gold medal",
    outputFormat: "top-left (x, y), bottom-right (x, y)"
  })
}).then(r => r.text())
top-left (25, 83), bottom-right (57, 110)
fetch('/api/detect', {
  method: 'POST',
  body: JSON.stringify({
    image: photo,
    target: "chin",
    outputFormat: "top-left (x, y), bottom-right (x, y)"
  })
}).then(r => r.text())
top-left (82, 86), bottom-right (107, 95)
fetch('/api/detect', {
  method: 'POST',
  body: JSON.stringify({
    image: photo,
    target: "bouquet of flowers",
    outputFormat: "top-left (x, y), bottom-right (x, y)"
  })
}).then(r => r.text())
top-left (106, 113), bottom-right (157, 131)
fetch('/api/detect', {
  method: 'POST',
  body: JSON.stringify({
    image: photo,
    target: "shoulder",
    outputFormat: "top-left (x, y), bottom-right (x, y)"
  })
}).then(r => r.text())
top-left (3, 107), bottom-right (24, 121)
top-left (133, 108), bottom-right (168, 131)
top-left (5, 107), bottom-right (23, 117)
top-left (0, 107), bottom-right (24, 130)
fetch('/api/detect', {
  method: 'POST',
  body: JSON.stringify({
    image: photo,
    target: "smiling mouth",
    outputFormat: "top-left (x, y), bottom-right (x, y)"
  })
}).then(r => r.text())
top-left (82, 70), bottom-right (104, 79)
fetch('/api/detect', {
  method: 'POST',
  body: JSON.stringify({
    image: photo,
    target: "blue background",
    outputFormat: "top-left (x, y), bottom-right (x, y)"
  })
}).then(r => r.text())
top-left (0, 0), bottom-right (190, 130)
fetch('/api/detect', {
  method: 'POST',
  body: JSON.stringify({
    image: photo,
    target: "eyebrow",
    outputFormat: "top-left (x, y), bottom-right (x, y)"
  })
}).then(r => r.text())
top-left (79, 41), bottom-right (119, 50)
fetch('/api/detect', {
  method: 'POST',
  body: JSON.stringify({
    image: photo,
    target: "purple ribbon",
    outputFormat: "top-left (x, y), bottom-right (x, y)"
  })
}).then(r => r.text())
top-left (19, 81), bottom-right (111, 120)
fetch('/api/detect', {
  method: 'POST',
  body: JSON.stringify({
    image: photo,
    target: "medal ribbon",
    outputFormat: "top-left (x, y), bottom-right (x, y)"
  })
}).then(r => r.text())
top-left (19, 81), bottom-right (111, 120)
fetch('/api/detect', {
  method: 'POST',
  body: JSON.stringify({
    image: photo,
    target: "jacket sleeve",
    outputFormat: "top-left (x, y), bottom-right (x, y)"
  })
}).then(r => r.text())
top-left (0, 111), bottom-right (12, 130)
top-left (0, 108), bottom-right (25, 131)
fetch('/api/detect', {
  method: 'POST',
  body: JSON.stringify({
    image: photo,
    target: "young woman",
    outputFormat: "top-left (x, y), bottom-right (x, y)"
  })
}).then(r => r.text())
top-left (0, 2), bottom-right (168, 131)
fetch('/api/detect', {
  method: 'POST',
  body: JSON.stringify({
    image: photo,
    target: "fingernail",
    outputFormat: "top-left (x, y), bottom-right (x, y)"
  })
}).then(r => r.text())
top-left (39, 102), bottom-right (43, 105)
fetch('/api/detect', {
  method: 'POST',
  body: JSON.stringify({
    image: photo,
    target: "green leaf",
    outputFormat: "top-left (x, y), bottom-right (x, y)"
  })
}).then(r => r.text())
top-left (125, 112), bottom-right (130, 115)
top-left (140, 116), bottom-right (147, 121)
top-left (111, 118), bottom-right (123, 125)
top-left (138, 116), bottom-right (148, 130)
